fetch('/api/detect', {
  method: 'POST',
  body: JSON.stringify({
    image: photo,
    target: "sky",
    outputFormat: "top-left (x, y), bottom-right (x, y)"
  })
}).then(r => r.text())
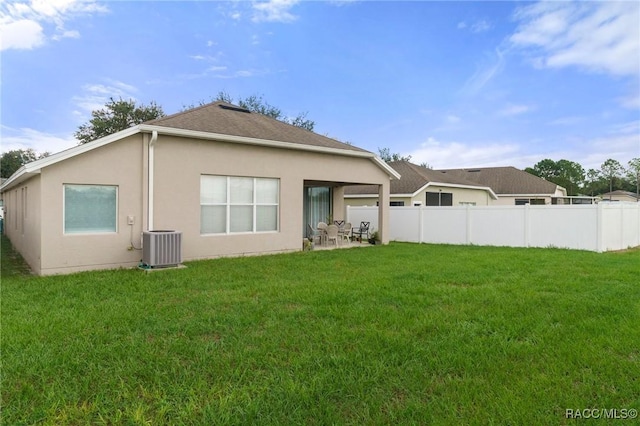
top-left (1, 0), bottom-right (639, 171)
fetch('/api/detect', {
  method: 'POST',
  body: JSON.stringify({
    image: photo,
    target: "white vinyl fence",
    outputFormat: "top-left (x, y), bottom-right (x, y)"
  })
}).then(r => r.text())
top-left (347, 203), bottom-right (640, 252)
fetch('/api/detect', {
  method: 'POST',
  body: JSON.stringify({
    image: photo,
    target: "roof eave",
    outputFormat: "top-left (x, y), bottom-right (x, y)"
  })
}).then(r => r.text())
top-left (0, 126), bottom-right (143, 193)
top-left (412, 182), bottom-right (498, 200)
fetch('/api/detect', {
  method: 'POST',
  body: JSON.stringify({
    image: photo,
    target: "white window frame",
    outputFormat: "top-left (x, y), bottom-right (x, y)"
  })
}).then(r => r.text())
top-left (200, 175), bottom-right (280, 235)
top-left (63, 184), bottom-right (118, 235)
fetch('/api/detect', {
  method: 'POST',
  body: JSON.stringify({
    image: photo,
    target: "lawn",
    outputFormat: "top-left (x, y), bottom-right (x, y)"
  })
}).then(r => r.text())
top-left (2, 236), bottom-right (639, 425)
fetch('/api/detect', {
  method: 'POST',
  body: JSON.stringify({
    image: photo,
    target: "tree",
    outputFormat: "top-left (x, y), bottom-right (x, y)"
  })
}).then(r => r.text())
top-left (526, 159), bottom-right (584, 195)
top-left (600, 158), bottom-right (624, 194)
top-left (583, 168), bottom-right (604, 196)
top-left (1, 149), bottom-right (49, 178)
top-left (378, 147), bottom-right (412, 162)
top-left (183, 91), bottom-right (315, 131)
top-left (627, 157), bottom-right (640, 197)
top-left (75, 97), bottom-right (165, 144)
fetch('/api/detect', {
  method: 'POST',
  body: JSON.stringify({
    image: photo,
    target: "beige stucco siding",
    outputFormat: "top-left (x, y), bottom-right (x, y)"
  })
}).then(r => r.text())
top-left (152, 135), bottom-right (391, 260)
top-left (3, 175), bottom-right (42, 274)
top-left (39, 134), bottom-right (145, 275)
top-left (416, 185), bottom-right (492, 206)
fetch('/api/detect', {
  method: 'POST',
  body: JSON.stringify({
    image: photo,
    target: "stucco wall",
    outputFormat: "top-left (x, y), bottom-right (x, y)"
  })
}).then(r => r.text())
top-left (16, 132), bottom-right (390, 275)
top-left (152, 135), bottom-right (390, 261)
top-left (39, 135), bottom-right (145, 275)
top-left (3, 175), bottom-right (42, 274)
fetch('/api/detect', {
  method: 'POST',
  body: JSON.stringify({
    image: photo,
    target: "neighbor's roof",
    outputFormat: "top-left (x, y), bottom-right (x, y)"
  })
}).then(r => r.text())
top-left (601, 190), bottom-right (640, 200)
top-left (146, 102), bottom-right (369, 153)
top-left (345, 161), bottom-right (497, 199)
top-left (1, 102), bottom-right (399, 192)
top-left (437, 166), bottom-right (563, 195)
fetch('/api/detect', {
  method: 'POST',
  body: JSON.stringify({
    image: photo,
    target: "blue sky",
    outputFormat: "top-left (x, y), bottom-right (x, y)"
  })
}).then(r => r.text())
top-left (1, 0), bottom-right (639, 171)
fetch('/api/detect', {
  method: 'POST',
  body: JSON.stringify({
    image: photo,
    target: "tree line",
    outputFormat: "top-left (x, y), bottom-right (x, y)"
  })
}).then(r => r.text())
top-left (525, 158), bottom-right (640, 197)
top-left (2, 95), bottom-right (638, 200)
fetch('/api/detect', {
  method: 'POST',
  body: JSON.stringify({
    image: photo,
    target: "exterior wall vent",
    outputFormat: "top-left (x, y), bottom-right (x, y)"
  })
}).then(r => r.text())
top-left (142, 230), bottom-right (182, 268)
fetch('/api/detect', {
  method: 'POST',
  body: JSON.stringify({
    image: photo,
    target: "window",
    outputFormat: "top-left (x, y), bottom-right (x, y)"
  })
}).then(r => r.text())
top-left (515, 198), bottom-right (545, 205)
top-left (201, 175), bottom-right (279, 234)
top-left (390, 201), bottom-right (405, 206)
top-left (426, 191), bottom-right (453, 206)
top-left (64, 184), bottom-right (117, 234)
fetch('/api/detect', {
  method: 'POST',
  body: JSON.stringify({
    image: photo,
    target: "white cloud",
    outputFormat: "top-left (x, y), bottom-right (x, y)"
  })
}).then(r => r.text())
top-left (408, 137), bottom-right (521, 169)
top-left (459, 48), bottom-right (505, 95)
top-left (252, 0), bottom-right (299, 23)
top-left (1, 125), bottom-right (76, 154)
top-left (446, 115), bottom-right (461, 124)
top-left (470, 20), bottom-right (491, 33)
top-left (71, 80), bottom-right (138, 117)
top-left (458, 19), bottom-right (491, 33)
top-left (0, 0), bottom-right (108, 51)
top-left (510, 1), bottom-right (640, 76)
top-left (0, 19), bottom-right (44, 50)
top-left (498, 104), bottom-right (535, 117)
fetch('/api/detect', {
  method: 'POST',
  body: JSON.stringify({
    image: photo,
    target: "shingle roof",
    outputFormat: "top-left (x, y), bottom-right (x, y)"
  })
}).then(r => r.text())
top-left (344, 161), bottom-right (490, 195)
top-left (145, 101), bottom-right (368, 153)
top-left (602, 190), bottom-right (640, 200)
top-left (437, 166), bottom-right (560, 195)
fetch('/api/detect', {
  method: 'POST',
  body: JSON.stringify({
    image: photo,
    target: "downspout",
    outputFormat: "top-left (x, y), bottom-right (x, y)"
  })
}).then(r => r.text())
top-left (148, 130), bottom-right (158, 231)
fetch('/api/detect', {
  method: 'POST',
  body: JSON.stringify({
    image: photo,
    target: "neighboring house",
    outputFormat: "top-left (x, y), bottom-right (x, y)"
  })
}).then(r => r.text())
top-left (345, 161), bottom-right (498, 207)
top-left (437, 166), bottom-right (567, 205)
top-left (600, 190), bottom-right (640, 203)
top-left (345, 162), bottom-right (569, 207)
top-left (0, 102), bottom-right (399, 275)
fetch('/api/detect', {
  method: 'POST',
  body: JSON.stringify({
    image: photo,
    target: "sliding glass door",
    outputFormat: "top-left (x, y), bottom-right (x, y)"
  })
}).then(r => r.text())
top-left (304, 186), bottom-right (332, 237)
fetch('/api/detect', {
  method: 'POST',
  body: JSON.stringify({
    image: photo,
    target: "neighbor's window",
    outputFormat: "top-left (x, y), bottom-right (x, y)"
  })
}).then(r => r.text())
top-left (390, 201), bottom-right (405, 206)
top-left (201, 175), bottom-right (279, 234)
top-left (64, 184), bottom-right (117, 234)
top-left (426, 191), bottom-right (453, 206)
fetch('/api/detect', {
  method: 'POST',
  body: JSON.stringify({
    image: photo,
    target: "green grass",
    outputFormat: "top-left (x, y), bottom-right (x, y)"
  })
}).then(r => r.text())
top-left (2, 236), bottom-right (639, 425)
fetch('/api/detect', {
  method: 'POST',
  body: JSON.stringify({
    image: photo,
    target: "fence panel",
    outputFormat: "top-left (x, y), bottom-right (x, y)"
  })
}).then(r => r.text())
top-left (390, 207), bottom-right (420, 242)
top-left (423, 207), bottom-right (469, 244)
top-left (347, 203), bottom-right (640, 252)
top-left (528, 205), bottom-right (599, 251)
top-left (468, 207), bottom-right (527, 247)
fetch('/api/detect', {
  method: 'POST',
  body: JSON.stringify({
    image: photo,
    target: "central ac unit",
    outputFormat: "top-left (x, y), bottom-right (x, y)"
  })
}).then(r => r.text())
top-left (142, 230), bottom-right (182, 267)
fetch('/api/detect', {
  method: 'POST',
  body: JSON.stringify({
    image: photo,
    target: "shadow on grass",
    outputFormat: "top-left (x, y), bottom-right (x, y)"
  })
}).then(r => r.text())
top-left (1, 234), bottom-right (33, 277)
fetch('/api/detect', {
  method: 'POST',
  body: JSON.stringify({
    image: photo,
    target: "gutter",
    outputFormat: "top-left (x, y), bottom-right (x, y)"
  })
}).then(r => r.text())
top-left (148, 130), bottom-right (158, 230)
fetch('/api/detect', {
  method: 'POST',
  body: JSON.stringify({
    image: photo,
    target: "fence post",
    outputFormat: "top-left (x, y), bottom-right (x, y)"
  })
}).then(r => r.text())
top-left (524, 204), bottom-right (530, 247)
top-left (466, 204), bottom-right (471, 245)
top-left (596, 203), bottom-right (603, 253)
top-left (418, 206), bottom-right (424, 244)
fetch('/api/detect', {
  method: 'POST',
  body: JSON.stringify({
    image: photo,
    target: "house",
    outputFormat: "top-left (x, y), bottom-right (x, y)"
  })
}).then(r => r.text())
top-left (345, 162), bottom-right (570, 207)
top-left (0, 102), bottom-right (399, 275)
top-left (345, 161), bottom-right (498, 207)
top-left (600, 190), bottom-right (640, 203)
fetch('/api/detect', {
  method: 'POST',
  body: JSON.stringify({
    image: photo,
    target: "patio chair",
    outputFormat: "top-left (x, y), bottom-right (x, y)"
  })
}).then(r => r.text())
top-left (352, 221), bottom-right (370, 243)
top-left (326, 224), bottom-right (339, 247)
top-left (340, 222), bottom-right (352, 244)
top-left (317, 222), bottom-right (328, 245)
top-left (307, 224), bottom-right (322, 245)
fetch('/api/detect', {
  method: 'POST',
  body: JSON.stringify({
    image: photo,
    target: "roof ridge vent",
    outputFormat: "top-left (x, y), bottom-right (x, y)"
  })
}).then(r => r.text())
top-left (220, 104), bottom-right (251, 113)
